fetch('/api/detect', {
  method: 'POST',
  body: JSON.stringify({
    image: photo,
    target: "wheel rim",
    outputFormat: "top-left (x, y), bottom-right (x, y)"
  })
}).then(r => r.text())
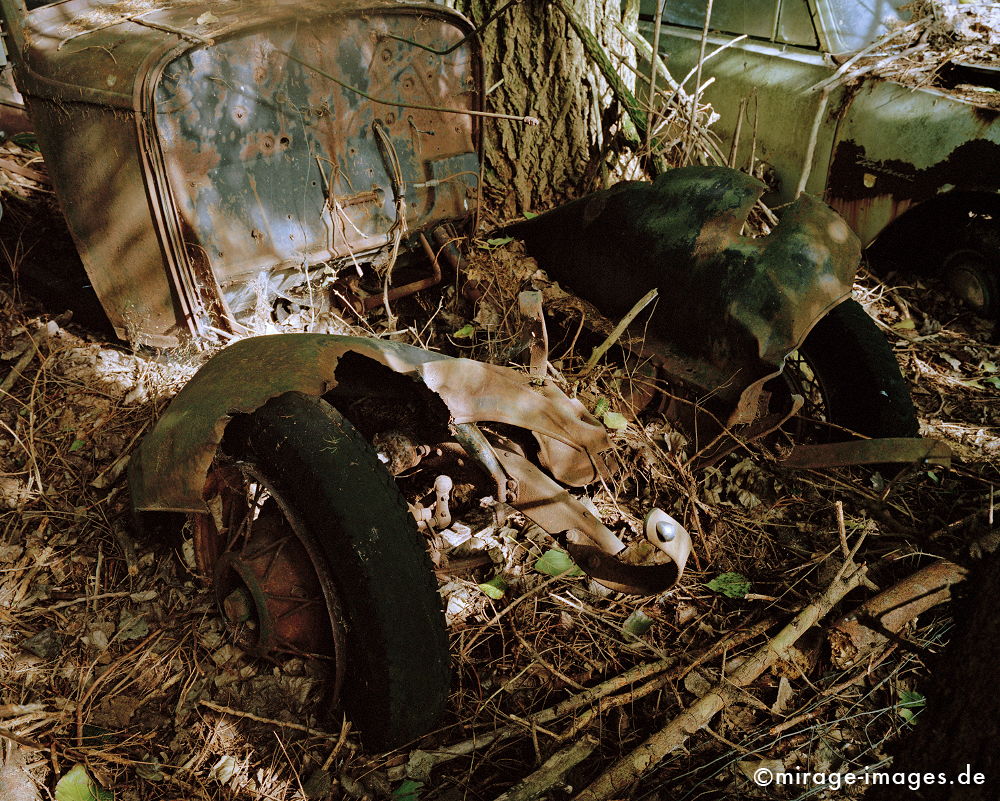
top-left (783, 349), bottom-right (829, 428)
top-left (944, 248), bottom-right (995, 314)
top-left (192, 461), bottom-right (346, 704)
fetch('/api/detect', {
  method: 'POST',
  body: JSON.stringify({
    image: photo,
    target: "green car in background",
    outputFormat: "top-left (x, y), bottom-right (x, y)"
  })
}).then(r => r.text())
top-left (641, 0), bottom-right (1000, 317)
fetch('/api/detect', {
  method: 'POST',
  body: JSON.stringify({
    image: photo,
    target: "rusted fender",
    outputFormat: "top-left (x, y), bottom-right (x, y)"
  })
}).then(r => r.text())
top-left (130, 334), bottom-right (612, 513)
top-left (504, 166), bottom-right (861, 425)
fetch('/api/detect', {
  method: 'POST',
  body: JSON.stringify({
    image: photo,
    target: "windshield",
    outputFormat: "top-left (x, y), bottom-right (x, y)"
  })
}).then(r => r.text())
top-left (817, 0), bottom-right (909, 54)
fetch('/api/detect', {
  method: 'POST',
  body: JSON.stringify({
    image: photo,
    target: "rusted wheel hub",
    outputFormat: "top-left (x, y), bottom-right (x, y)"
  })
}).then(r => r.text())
top-left (192, 461), bottom-right (345, 698)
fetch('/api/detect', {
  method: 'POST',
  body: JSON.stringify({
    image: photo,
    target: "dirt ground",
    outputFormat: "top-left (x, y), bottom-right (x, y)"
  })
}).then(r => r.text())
top-left (1, 140), bottom-right (999, 801)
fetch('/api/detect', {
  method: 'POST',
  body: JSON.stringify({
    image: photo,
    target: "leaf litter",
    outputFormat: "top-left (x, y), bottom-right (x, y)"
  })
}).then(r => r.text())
top-left (0, 145), bottom-right (999, 801)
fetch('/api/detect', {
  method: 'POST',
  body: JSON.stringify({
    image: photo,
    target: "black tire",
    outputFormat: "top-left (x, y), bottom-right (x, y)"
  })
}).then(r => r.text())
top-left (793, 299), bottom-right (918, 439)
top-left (938, 222), bottom-right (1000, 318)
top-left (218, 391), bottom-right (450, 750)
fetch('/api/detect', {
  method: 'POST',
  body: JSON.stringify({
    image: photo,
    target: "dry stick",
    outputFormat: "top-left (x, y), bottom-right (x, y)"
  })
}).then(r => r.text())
top-left (644, 0), bottom-right (666, 155)
top-left (492, 736), bottom-right (598, 801)
top-left (429, 616), bottom-right (776, 772)
top-left (684, 0), bottom-right (715, 164)
top-left (573, 563), bottom-right (868, 801)
top-left (200, 701), bottom-right (344, 741)
top-left (835, 501), bottom-right (850, 559)
top-left (808, 17), bottom-right (931, 94)
top-left (579, 288), bottom-right (658, 377)
top-left (0, 339), bottom-right (39, 396)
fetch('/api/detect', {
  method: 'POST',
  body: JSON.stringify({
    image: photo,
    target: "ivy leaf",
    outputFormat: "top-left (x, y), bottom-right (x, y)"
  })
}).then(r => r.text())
top-left (602, 411), bottom-right (628, 430)
top-left (705, 572), bottom-right (751, 599)
top-left (898, 690), bottom-right (925, 723)
top-left (522, 211), bottom-right (539, 219)
top-left (69, 439), bottom-right (85, 452)
top-left (54, 765), bottom-right (114, 801)
top-left (623, 609), bottom-right (654, 636)
top-left (593, 397), bottom-right (610, 418)
top-left (478, 575), bottom-right (507, 600)
top-left (392, 780), bottom-right (424, 801)
top-left (534, 549), bottom-right (584, 577)
top-left (453, 324), bottom-right (476, 339)
top-left (482, 236), bottom-right (513, 249)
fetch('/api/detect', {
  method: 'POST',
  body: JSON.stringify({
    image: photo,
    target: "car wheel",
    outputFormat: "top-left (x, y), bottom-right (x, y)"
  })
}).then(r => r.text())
top-left (785, 299), bottom-right (918, 439)
top-left (941, 226), bottom-right (1000, 317)
top-left (190, 391), bottom-right (450, 750)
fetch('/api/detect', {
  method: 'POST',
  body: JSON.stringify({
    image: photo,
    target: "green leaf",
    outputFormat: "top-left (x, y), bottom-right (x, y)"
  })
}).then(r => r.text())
top-left (705, 572), bottom-right (751, 599)
top-left (484, 236), bottom-right (513, 248)
top-left (892, 317), bottom-right (916, 331)
top-left (602, 411), bottom-right (628, 430)
top-left (522, 211), bottom-right (539, 219)
top-left (69, 439), bottom-right (85, 452)
top-left (478, 575), bottom-right (507, 599)
top-left (985, 376), bottom-right (1000, 389)
top-left (534, 548), bottom-right (584, 577)
top-left (898, 690), bottom-right (925, 723)
top-left (392, 780), bottom-right (424, 801)
top-left (927, 470), bottom-right (940, 484)
top-left (623, 609), bottom-right (654, 636)
top-left (453, 324), bottom-right (476, 339)
top-left (593, 397), bottom-right (610, 418)
top-left (55, 765), bottom-right (114, 801)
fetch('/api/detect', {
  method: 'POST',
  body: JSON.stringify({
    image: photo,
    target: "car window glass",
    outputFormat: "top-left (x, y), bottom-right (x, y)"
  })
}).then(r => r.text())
top-left (641, 0), bottom-right (778, 39)
top-left (820, 0), bottom-right (907, 52)
top-left (641, 0), bottom-right (819, 46)
top-left (776, 0), bottom-right (818, 46)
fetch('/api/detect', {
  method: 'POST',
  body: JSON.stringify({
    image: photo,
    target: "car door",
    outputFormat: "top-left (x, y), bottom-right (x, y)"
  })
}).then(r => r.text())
top-left (639, 0), bottom-right (845, 204)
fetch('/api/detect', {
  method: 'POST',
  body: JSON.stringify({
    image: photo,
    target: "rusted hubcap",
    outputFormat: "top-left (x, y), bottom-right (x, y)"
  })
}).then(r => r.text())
top-left (192, 461), bottom-right (346, 701)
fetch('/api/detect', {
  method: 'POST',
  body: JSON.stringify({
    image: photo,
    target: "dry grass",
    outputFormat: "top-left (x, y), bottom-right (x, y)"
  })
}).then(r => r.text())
top-left (1, 99), bottom-right (999, 801)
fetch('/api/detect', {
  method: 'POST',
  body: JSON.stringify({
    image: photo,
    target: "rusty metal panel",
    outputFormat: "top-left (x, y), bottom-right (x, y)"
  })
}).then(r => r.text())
top-left (22, 96), bottom-right (187, 346)
top-left (129, 334), bottom-right (612, 514)
top-left (826, 81), bottom-right (1000, 246)
top-left (153, 10), bottom-right (480, 323)
top-left (6, 0), bottom-right (480, 343)
top-left (505, 166), bottom-right (860, 425)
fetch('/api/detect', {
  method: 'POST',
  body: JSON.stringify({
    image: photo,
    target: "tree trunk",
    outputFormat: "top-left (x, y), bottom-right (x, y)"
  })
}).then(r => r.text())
top-left (455, 0), bottom-right (636, 215)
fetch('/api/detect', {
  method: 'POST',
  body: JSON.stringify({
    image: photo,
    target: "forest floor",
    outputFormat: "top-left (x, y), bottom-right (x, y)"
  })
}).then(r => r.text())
top-left (1, 138), bottom-right (999, 801)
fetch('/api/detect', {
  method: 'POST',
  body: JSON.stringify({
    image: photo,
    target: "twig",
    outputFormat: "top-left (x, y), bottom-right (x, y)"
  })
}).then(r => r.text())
top-left (828, 559), bottom-right (967, 669)
top-left (0, 340), bottom-right (39, 396)
top-left (200, 701), bottom-right (344, 741)
top-left (835, 500), bottom-right (850, 559)
top-left (573, 563), bottom-right (868, 801)
top-left (579, 288), bottom-right (658, 376)
top-left (492, 736), bottom-right (598, 801)
top-left (808, 17), bottom-right (931, 93)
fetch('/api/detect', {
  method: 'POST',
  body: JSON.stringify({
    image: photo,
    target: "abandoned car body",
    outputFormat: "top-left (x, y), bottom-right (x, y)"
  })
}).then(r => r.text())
top-left (129, 334), bottom-right (693, 747)
top-left (641, 0), bottom-right (1000, 315)
top-left (0, 0), bottom-right (482, 346)
top-left (0, 0), bottom-right (935, 752)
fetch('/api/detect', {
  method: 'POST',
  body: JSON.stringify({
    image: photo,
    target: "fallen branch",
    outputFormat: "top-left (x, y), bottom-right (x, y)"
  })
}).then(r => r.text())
top-left (0, 339), bottom-right (40, 396)
top-left (200, 700), bottom-right (344, 741)
top-left (408, 617), bottom-right (776, 779)
top-left (492, 736), bottom-right (598, 801)
top-left (580, 288), bottom-right (658, 376)
top-left (828, 558), bottom-right (967, 669)
top-left (573, 563), bottom-right (868, 801)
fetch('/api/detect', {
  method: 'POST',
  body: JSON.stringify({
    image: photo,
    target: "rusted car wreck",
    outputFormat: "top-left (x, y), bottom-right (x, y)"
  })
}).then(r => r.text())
top-left (0, 0), bottom-right (943, 750)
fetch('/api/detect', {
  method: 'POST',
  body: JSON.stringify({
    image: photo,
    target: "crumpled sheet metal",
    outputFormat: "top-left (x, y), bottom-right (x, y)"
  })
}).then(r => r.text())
top-left (130, 334), bottom-right (611, 513)
top-left (505, 166), bottom-right (861, 425)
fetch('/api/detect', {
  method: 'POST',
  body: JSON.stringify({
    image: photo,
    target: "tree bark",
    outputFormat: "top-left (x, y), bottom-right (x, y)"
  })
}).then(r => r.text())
top-left (455, 0), bottom-right (636, 214)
